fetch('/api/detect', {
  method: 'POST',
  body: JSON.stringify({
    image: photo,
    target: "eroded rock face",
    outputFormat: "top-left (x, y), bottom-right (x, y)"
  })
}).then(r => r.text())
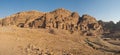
top-left (78, 15), bottom-right (103, 36)
top-left (0, 19), bottom-right (2, 27)
top-left (24, 8), bottom-right (80, 32)
top-left (2, 10), bottom-right (44, 26)
top-left (0, 8), bottom-right (103, 36)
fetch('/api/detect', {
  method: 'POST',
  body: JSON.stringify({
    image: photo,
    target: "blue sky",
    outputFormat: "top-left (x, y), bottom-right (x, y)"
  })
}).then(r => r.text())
top-left (0, 0), bottom-right (120, 23)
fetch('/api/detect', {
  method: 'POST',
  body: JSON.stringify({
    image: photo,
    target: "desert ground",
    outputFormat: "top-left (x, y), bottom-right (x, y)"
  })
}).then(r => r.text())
top-left (0, 26), bottom-right (120, 55)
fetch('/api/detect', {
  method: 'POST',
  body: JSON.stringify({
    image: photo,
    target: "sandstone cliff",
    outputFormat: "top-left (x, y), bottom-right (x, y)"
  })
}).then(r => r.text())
top-left (0, 8), bottom-right (103, 36)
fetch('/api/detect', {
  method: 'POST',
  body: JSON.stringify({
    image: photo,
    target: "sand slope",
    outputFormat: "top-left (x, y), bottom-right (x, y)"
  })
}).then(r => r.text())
top-left (0, 26), bottom-right (120, 55)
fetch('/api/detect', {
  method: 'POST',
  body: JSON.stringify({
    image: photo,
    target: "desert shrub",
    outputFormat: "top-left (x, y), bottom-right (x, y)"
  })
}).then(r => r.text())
top-left (49, 29), bottom-right (55, 34)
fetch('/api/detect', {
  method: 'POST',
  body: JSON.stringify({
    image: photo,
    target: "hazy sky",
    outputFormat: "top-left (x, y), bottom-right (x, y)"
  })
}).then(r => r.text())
top-left (0, 0), bottom-right (120, 23)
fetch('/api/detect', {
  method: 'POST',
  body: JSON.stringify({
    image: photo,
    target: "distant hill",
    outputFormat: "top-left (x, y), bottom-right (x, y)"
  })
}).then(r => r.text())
top-left (99, 20), bottom-right (120, 32)
top-left (98, 20), bottom-right (120, 38)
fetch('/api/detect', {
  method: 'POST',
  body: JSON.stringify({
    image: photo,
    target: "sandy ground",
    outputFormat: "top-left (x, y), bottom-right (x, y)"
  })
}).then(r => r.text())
top-left (0, 26), bottom-right (86, 55)
top-left (0, 26), bottom-right (120, 55)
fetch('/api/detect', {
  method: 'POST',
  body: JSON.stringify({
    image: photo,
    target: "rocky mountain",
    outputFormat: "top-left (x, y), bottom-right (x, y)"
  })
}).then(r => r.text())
top-left (98, 20), bottom-right (120, 32)
top-left (0, 8), bottom-right (103, 36)
top-left (98, 20), bottom-right (120, 38)
top-left (98, 20), bottom-right (115, 33)
top-left (115, 21), bottom-right (120, 31)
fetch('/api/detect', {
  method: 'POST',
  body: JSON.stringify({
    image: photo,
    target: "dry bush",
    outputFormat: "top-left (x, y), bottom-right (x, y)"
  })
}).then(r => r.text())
top-left (48, 29), bottom-right (55, 34)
